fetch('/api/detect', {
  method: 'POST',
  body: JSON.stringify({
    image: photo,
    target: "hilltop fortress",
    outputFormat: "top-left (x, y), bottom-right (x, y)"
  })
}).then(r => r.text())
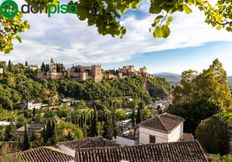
top-left (36, 59), bottom-right (153, 82)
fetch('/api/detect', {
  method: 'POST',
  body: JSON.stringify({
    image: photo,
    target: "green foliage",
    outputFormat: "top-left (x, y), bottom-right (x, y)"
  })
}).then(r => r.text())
top-left (2, 122), bottom-right (18, 141)
top-left (56, 121), bottom-right (83, 141)
top-left (168, 99), bottom-right (220, 133)
top-left (57, 76), bottom-right (170, 101)
top-left (0, 62), bottom-right (58, 109)
top-left (1, 0), bottom-right (232, 52)
top-left (195, 116), bottom-right (229, 154)
top-left (89, 108), bottom-right (98, 137)
top-left (22, 124), bottom-right (30, 150)
top-left (116, 109), bottom-right (126, 121)
top-left (102, 113), bottom-right (113, 140)
top-left (0, 13), bottom-right (30, 53)
top-left (173, 59), bottom-right (231, 109)
top-left (142, 108), bottom-right (152, 120)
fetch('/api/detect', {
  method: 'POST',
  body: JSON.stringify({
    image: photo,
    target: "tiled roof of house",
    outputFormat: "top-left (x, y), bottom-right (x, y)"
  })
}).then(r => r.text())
top-left (17, 123), bottom-right (44, 138)
top-left (58, 137), bottom-right (119, 150)
top-left (75, 140), bottom-right (208, 162)
top-left (183, 133), bottom-right (195, 141)
top-left (0, 147), bottom-right (73, 162)
top-left (138, 113), bottom-right (185, 133)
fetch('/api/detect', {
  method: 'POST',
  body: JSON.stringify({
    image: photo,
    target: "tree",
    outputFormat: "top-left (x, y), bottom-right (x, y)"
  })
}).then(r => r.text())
top-left (3, 122), bottom-right (18, 141)
top-left (116, 109), bottom-right (126, 121)
top-left (89, 108), bottom-right (98, 137)
top-left (195, 115), bottom-right (229, 154)
top-left (41, 62), bottom-right (45, 72)
top-left (142, 108), bottom-right (152, 120)
top-left (173, 59), bottom-right (231, 109)
top-left (131, 108), bottom-right (135, 127)
top-left (7, 60), bottom-right (14, 73)
top-left (1, 0), bottom-right (232, 53)
top-left (22, 124), bottom-right (30, 150)
top-left (25, 61), bottom-right (28, 66)
top-left (136, 105), bottom-right (142, 124)
top-left (103, 113), bottom-right (113, 140)
top-left (168, 99), bottom-right (220, 133)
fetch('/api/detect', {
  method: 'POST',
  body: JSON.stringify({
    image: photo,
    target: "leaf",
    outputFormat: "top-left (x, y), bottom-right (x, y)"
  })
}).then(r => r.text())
top-left (154, 27), bottom-right (163, 38)
top-left (183, 4), bottom-right (192, 14)
top-left (161, 25), bottom-right (170, 38)
top-left (15, 36), bottom-right (22, 43)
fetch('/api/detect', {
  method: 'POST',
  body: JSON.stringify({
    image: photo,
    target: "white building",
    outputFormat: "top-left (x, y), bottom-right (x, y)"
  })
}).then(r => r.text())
top-left (116, 113), bottom-right (185, 146)
top-left (138, 113), bottom-right (184, 144)
top-left (26, 101), bottom-right (42, 110)
top-left (0, 121), bottom-right (10, 126)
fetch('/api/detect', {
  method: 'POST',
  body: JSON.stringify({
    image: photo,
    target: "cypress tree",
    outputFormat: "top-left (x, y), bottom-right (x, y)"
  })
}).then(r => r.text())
top-left (89, 108), bottom-right (98, 137)
top-left (22, 124), bottom-right (30, 150)
top-left (136, 103), bottom-right (143, 124)
top-left (103, 113), bottom-right (113, 140)
top-left (131, 108), bottom-right (135, 127)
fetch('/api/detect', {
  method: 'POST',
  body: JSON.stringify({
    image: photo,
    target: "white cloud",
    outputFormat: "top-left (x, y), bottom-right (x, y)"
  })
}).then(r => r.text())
top-left (0, 1), bottom-right (232, 67)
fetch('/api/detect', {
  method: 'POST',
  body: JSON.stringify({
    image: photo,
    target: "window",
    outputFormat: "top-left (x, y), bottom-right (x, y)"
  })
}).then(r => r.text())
top-left (150, 135), bottom-right (156, 143)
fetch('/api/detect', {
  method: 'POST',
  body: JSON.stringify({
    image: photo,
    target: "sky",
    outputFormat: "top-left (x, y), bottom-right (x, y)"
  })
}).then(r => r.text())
top-left (0, 0), bottom-right (232, 75)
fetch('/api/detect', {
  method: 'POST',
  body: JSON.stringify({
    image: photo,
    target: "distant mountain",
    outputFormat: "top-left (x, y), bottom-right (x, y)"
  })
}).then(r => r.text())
top-left (154, 73), bottom-right (181, 85)
top-left (154, 73), bottom-right (232, 86)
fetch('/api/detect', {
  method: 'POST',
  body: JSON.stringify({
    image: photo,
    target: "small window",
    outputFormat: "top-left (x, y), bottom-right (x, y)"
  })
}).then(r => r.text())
top-left (150, 135), bottom-right (156, 143)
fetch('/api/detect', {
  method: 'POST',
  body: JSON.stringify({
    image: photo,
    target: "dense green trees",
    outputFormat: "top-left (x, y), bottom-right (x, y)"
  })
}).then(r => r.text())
top-left (168, 99), bottom-right (220, 133)
top-left (195, 115), bottom-right (229, 154)
top-left (2, 122), bottom-right (18, 141)
top-left (170, 59), bottom-right (231, 133)
top-left (0, 61), bottom-right (170, 109)
top-left (173, 59), bottom-right (231, 108)
top-left (169, 59), bottom-right (232, 155)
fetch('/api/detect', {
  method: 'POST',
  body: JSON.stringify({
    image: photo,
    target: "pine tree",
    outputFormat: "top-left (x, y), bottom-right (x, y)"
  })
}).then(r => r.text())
top-left (22, 124), bottom-right (30, 150)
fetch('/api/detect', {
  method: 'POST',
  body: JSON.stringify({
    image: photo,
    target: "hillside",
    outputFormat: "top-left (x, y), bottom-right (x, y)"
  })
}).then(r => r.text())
top-left (0, 61), bottom-right (171, 109)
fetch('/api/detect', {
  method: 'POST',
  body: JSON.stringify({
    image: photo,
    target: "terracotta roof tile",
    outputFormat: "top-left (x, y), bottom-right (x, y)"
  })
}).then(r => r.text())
top-left (75, 140), bottom-right (208, 162)
top-left (58, 137), bottom-right (119, 150)
top-left (0, 147), bottom-right (73, 162)
top-left (138, 113), bottom-right (185, 133)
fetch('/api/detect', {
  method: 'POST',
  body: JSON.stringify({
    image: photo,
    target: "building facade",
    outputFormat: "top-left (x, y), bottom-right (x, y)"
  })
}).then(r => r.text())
top-left (116, 113), bottom-right (185, 146)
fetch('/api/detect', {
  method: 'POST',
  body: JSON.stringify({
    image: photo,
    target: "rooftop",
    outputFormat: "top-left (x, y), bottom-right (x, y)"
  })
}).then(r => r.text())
top-left (138, 113), bottom-right (185, 133)
top-left (17, 123), bottom-right (44, 138)
top-left (58, 137), bottom-right (119, 150)
top-left (75, 140), bottom-right (208, 162)
top-left (0, 147), bottom-right (73, 162)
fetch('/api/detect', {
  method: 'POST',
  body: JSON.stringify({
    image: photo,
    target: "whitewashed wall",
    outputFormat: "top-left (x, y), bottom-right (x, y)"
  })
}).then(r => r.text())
top-left (139, 123), bottom-right (183, 144)
top-left (139, 127), bottom-right (168, 144)
top-left (168, 123), bottom-right (183, 142)
top-left (116, 136), bottom-right (139, 146)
